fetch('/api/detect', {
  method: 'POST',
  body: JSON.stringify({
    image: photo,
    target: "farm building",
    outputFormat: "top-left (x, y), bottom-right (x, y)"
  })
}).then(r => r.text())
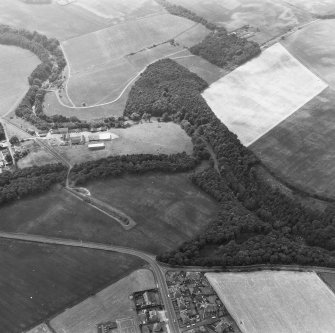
top-left (88, 143), bottom-right (105, 150)
top-left (70, 136), bottom-right (83, 145)
top-left (88, 133), bottom-right (111, 141)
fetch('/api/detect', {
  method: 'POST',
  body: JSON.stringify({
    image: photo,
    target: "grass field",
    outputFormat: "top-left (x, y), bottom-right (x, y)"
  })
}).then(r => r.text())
top-left (0, 173), bottom-right (218, 254)
top-left (56, 122), bottom-right (193, 164)
top-left (282, 19), bottom-right (335, 88)
top-left (50, 269), bottom-right (155, 333)
top-left (17, 141), bottom-right (58, 169)
top-left (0, 238), bottom-right (144, 333)
top-left (206, 271), bottom-right (335, 333)
top-left (0, 45), bottom-right (39, 117)
top-left (251, 87), bottom-right (335, 198)
top-left (62, 13), bottom-right (208, 107)
top-left (202, 42), bottom-right (327, 146)
top-left (0, 0), bottom-right (109, 41)
top-left (169, 0), bottom-right (312, 44)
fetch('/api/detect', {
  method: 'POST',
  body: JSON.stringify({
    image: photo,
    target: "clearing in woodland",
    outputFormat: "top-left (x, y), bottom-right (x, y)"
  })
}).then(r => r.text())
top-left (0, 45), bottom-right (39, 117)
top-left (206, 271), bottom-right (335, 333)
top-left (50, 269), bottom-right (155, 333)
top-left (55, 122), bottom-right (193, 165)
top-left (202, 42), bottom-right (327, 146)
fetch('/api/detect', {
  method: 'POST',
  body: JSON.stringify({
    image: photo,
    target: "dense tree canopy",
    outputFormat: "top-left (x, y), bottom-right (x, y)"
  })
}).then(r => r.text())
top-left (125, 58), bottom-right (335, 268)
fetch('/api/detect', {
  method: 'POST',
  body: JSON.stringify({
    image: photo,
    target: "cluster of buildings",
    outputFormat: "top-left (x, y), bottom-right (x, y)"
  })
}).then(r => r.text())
top-left (166, 272), bottom-right (239, 333)
top-left (133, 289), bottom-right (167, 333)
top-left (97, 321), bottom-right (118, 333)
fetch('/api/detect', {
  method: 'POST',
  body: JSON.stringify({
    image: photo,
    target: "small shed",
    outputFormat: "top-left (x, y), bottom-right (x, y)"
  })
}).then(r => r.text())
top-left (88, 142), bottom-right (105, 150)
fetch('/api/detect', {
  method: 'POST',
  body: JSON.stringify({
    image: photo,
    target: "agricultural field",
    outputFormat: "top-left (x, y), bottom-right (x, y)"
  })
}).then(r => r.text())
top-left (202, 42), bottom-right (327, 146)
top-left (49, 269), bottom-right (155, 333)
top-left (74, 0), bottom-right (164, 21)
top-left (17, 141), bottom-right (58, 169)
top-left (26, 323), bottom-right (53, 333)
top-left (62, 13), bottom-right (208, 107)
top-left (56, 122), bottom-right (193, 164)
top-left (0, 238), bottom-right (144, 333)
top-left (0, 0), bottom-right (108, 41)
top-left (0, 45), bottom-right (39, 117)
top-left (250, 87), bottom-right (335, 198)
top-left (0, 173), bottom-right (218, 254)
top-left (206, 271), bottom-right (335, 333)
top-left (282, 19), bottom-right (335, 88)
top-left (168, 0), bottom-right (313, 44)
top-left (319, 272), bottom-right (335, 293)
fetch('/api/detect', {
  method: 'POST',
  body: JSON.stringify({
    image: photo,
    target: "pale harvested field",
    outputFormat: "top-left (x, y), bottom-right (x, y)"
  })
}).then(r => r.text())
top-left (168, 0), bottom-right (312, 44)
top-left (206, 271), bottom-right (335, 333)
top-left (283, 20), bottom-right (335, 88)
top-left (286, 0), bottom-right (335, 16)
top-left (50, 269), bottom-right (155, 333)
top-left (57, 122), bottom-right (193, 164)
top-left (0, 45), bottom-right (39, 117)
top-left (62, 13), bottom-right (208, 106)
top-left (202, 43), bottom-right (327, 146)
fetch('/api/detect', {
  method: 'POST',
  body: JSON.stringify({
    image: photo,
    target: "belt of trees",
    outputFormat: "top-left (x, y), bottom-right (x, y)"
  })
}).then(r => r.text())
top-left (0, 163), bottom-right (67, 205)
top-left (71, 152), bottom-right (197, 185)
top-left (154, 0), bottom-right (260, 69)
top-left (0, 123), bottom-right (5, 141)
top-left (125, 58), bottom-right (335, 268)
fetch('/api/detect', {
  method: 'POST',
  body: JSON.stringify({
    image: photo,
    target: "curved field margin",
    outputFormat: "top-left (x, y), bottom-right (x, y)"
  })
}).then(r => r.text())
top-left (61, 13), bottom-right (209, 107)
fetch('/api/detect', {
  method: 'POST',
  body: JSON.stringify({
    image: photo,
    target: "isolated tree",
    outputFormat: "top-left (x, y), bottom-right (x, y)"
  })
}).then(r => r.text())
top-left (9, 136), bottom-right (20, 146)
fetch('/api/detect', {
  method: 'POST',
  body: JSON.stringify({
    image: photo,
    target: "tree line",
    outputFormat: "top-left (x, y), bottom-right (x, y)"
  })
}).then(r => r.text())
top-left (0, 163), bottom-right (67, 205)
top-left (154, 0), bottom-right (260, 69)
top-left (155, 0), bottom-right (217, 30)
top-left (0, 123), bottom-right (5, 141)
top-left (70, 152), bottom-right (197, 185)
top-left (124, 58), bottom-right (335, 268)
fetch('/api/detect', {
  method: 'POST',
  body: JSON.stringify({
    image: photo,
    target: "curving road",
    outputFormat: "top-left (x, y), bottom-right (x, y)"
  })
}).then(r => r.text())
top-left (0, 231), bottom-right (180, 333)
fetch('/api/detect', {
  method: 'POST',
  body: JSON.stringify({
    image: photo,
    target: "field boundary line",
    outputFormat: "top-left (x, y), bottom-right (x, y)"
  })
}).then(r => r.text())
top-left (54, 49), bottom-right (188, 109)
top-left (247, 43), bottom-right (328, 147)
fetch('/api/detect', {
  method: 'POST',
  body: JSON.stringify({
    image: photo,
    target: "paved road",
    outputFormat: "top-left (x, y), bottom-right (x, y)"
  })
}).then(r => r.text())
top-left (0, 231), bottom-right (180, 333)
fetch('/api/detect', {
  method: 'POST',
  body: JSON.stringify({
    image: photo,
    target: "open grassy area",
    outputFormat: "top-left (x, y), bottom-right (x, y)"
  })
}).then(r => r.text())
top-left (168, 0), bottom-right (312, 44)
top-left (0, 238), bottom-right (144, 333)
top-left (202, 43), bottom-right (327, 146)
top-left (17, 141), bottom-right (58, 169)
top-left (0, 172), bottom-right (218, 254)
top-left (50, 269), bottom-right (155, 333)
top-left (62, 13), bottom-right (208, 107)
top-left (251, 87), bottom-right (335, 198)
top-left (282, 19), bottom-right (335, 88)
top-left (206, 271), bottom-right (335, 333)
top-left (0, 45), bottom-right (39, 117)
top-left (56, 122), bottom-right (193, 164)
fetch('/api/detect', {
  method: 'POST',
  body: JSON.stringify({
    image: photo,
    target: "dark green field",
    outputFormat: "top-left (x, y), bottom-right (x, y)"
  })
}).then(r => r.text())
top-left (251, 87), bottom-right (335, 199)
top-left (0, 239), bottom-right (144, 333)
top-left (0, 173), bottom-right (218, 254)
top-left (318, 272), bottom-right (335, 294)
